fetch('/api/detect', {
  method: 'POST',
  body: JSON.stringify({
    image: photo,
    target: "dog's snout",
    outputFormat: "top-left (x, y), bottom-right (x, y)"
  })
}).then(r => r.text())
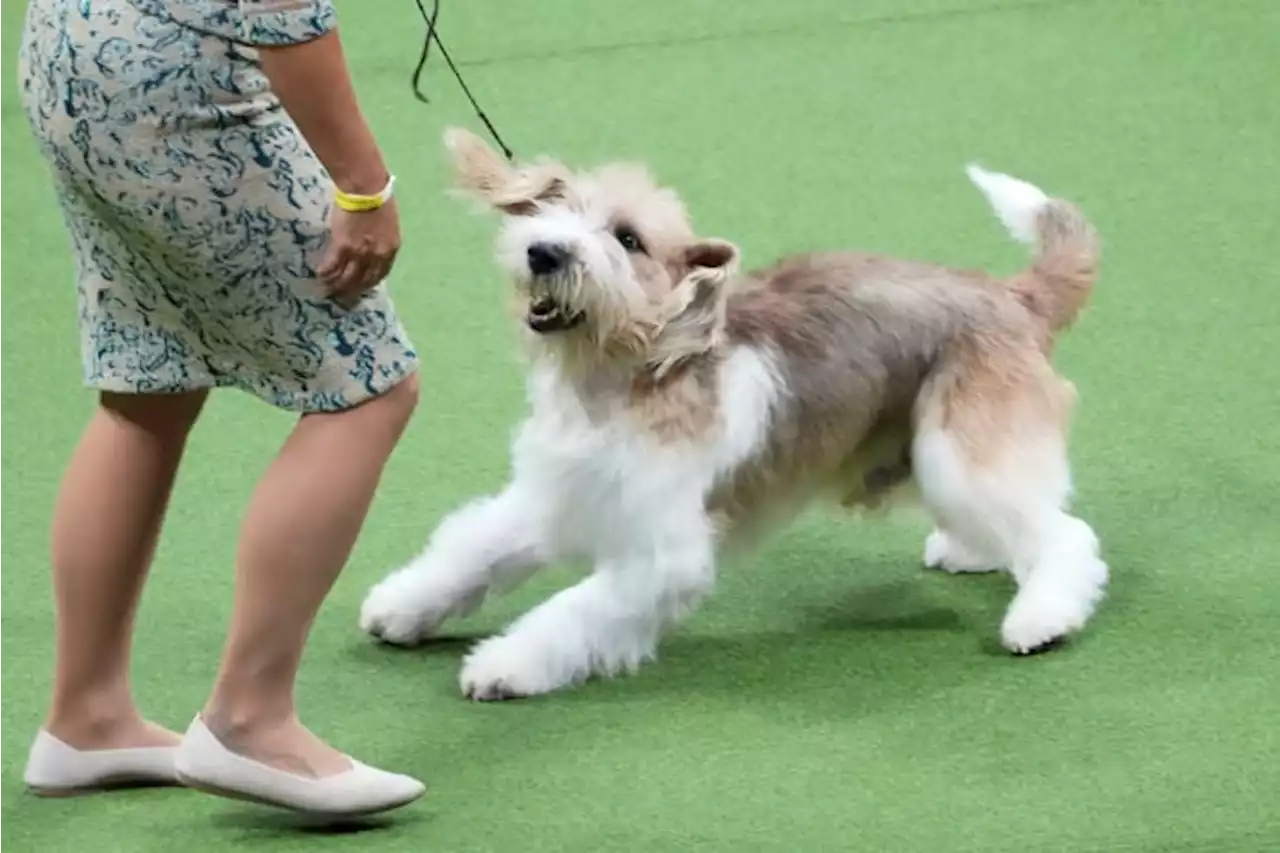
top-left (527, 243), bottom-right (568, 276)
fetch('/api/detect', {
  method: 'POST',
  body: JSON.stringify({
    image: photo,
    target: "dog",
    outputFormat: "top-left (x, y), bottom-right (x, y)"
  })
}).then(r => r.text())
top-left (360, 127), bottom-right (1108, 700)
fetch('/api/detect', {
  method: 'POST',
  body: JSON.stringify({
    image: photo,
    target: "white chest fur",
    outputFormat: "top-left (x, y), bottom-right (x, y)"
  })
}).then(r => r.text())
top-left (509, 346), bottom-right (782, 560)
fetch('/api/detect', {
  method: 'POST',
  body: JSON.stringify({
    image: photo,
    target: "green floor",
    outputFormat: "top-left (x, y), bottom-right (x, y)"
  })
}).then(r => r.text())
top-left (3, 0), bottom-right (1279, 850)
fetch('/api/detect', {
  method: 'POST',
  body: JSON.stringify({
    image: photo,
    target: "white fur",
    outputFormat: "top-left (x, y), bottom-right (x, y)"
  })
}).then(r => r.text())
top-left (361, 329), bottom-right (1109, 688)
top-left (360, 345), bottom-right (783, 698)
top-left (966, 163), bottom-right (1050, 246)
top-left (922, 529), bottom-right (1002, 574)
top-left (494, 202), bottom-right (661, 345)
top-left (912, 427), bottom-right (1108, 653)
top-left (365, 134), bottom-right (1107, 694)
top-left (497, 206), bottom-right (625, 289)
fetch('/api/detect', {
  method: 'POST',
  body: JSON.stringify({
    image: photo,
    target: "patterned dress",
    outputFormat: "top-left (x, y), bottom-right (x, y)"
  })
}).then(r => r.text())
top-left (17, 0), bottom-right (419, 412)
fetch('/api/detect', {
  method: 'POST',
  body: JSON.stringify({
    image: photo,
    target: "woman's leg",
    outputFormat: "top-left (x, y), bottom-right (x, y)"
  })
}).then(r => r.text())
top-left (201, 373), bottom-right (419, 777)
top-left (45, 390), bottom-right (208, 749)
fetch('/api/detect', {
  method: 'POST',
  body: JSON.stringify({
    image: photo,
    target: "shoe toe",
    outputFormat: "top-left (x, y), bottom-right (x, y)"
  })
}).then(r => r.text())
top-left (176, 717), bottom-right (424, 817)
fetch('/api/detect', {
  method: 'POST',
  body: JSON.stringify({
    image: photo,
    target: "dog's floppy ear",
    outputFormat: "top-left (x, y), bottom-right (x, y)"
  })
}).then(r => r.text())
top-left (442, 126), bottom-right (567, 215)
top-left (673, 238), bottom-right (740, 318)
top-left (682, 238), bottom-right (739, 275)
top-left (649, 238), bottom-right (740, 379)
top-left (670, 238), bottom-right (740, 325)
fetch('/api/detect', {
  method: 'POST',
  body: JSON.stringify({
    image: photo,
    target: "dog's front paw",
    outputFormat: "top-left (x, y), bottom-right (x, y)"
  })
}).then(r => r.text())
top-left (923, 529), bottom-right (1001, 574)
top-left (359, 566), bottom-right (485, 646)
top-left (459, 635), bottom-right (570, 701)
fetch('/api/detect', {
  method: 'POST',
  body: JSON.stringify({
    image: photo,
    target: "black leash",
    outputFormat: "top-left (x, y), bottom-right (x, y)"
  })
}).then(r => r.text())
top-left (411, 0), bottom-right (516, 162)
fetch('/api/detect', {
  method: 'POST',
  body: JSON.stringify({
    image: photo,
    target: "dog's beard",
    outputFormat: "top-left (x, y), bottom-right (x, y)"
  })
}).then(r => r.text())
top-left (516, 270), bottom-right (657, 368)
top-left (525, 272), bottom-right (586, 334)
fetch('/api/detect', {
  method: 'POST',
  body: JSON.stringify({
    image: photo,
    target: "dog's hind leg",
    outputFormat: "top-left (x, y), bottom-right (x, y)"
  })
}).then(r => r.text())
top-left (458, 508), bottom-right (717, 700)
top-left (912, 346), bottom-right (1108, 653)
top-left (360, 482), bottom-right (554, 646)
top-left (923, 527), bottom-right (1004, 574)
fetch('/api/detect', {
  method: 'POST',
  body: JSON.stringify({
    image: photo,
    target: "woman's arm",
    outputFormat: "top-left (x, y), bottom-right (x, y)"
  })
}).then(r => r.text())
top-left (239, 3), bottom-right (400, 298)
top-left (257, 31), bottom-right (389, 196)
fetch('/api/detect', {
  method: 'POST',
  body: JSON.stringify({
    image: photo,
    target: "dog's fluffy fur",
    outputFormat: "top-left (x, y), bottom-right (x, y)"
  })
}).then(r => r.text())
top-left (361, 128), bottom-right (1108, 700)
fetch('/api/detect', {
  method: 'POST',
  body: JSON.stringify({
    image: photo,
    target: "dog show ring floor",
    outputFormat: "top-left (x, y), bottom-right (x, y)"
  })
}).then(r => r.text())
top-left (2, 0), bottom-right (1277, 850)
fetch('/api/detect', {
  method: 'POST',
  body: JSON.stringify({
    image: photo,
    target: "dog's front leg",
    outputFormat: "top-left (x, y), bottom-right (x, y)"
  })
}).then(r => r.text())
top-left (459, 518), bottom-right (717, 701)
top-left (360, 482), bottom-right (554, 646)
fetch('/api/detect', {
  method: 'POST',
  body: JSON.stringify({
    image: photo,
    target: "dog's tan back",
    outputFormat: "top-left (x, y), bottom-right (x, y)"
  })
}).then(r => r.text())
top-left (651, 228), bottom-right (1085, 541)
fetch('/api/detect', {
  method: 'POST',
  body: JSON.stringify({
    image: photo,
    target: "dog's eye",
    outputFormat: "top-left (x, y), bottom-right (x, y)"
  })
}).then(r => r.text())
top-left (613, 225), bottom-right (646, 254)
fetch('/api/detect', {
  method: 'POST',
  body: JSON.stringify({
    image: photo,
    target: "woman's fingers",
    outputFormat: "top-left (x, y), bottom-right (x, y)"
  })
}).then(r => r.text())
top-left (361, 250), bottom-right (396, 293)
top-left (344, 255), bottom-right (374, 293)
top-left (321, 204), bottom-right (400, 307)
top-left (317, 241), bottom-right (351, 282)
top-left (326, 251), bottom-right (396, 308)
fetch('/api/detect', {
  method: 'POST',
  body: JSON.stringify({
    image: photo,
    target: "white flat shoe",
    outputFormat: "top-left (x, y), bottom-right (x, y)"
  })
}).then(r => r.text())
top-left (174, 716), bottom-right (425, 818)
top-left (24, 730), bottom-right (181, 796)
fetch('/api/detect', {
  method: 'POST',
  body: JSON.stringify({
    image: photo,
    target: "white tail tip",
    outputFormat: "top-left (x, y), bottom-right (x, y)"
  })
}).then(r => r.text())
top-left (966, 163), bottom-right (1050, 246)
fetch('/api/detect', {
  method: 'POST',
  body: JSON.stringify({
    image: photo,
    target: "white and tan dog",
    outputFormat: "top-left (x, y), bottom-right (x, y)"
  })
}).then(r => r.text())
top-left (361, 128), bottom-right (1108, 700)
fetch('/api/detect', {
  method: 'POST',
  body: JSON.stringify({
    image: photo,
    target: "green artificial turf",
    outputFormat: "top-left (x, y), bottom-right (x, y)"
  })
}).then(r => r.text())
top-left (3, 0), bottom-right (1279, 850)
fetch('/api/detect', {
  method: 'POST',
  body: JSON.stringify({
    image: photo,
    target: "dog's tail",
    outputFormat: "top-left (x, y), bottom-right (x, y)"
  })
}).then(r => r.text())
top-left (966, 164), bottom-right (1099, 334)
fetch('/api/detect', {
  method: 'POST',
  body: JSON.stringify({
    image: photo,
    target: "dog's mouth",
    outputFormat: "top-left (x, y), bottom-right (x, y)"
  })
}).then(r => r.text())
top-left (526, 296), bottom-right (585, 334)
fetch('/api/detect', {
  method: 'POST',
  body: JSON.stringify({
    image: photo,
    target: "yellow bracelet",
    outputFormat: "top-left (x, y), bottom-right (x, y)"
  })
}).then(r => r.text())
top-left (334, 174), bottom-right (396, 213)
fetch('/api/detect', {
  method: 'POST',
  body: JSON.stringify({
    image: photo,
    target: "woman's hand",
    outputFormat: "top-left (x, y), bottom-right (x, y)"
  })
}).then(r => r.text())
top-left (257, 30), bottom-right (401, 306)
top-left (317, 199), bottom-right (401, 306)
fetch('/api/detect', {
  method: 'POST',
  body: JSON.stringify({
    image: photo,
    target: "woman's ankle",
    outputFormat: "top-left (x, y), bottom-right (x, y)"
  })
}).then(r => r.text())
top-left (201, 693), bottom-right (296, 740)
top-left (47, 682), bottom-right (132, 735)
top-left (45, 702), bottom-right (178, 750)
top-left (200, 700), bottom-right (351, 777)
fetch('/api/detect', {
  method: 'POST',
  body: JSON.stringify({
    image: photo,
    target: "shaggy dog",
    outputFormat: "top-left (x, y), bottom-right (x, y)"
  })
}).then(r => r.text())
top-left (360, 128), bottom-right (1108, 700)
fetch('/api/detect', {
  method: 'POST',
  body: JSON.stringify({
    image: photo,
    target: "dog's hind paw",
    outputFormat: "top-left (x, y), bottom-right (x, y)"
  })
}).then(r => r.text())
top-left (923, 529), bottom-right (1002, 574)
top-left (1001, 600), bottom-right (1078, 654)
top-left (1000, 576), bottom-right (1101, 655)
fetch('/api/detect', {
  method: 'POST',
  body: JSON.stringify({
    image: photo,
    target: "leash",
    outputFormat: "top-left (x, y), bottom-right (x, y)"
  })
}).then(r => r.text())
top-left (411, 0), bottom-right (516, 162)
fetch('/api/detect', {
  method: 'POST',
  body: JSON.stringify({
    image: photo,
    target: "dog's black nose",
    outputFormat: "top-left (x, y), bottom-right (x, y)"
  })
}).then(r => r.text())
top-left (527, 243), bottom-right (568, 276)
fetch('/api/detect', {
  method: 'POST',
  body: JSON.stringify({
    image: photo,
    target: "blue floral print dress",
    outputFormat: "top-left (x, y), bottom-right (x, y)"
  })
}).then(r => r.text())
top-left (17, 0), bottom-right (419, 412)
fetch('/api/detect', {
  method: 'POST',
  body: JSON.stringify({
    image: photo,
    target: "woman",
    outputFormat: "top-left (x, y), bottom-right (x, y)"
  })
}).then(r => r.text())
top-left (18, 0), bottom-right (426, 817)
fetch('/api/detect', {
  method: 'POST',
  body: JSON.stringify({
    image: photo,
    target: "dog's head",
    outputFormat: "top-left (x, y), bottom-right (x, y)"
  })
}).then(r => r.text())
top-left (443, 127), bottom-right (739, 374)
